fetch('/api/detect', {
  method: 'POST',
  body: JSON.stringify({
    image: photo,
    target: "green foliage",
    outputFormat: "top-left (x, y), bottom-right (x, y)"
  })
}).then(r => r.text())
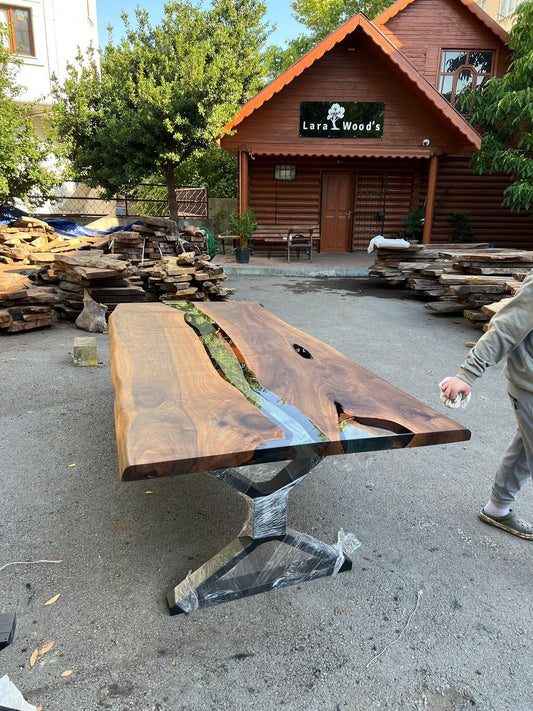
top-left (173, 145), bottom-right (237, 198)
top-left (229, 207), bottom-right (258, 247)
top-left (266, 0), bottom-right (392, 77)
top-left (51, 1), bottom-right (271, 220)
top-left (460, 2), bottom-right (533, 213)
top-left (291, 0), bottom-right (388, 35)
top-left (397, 204), bottom-right (425, 240)
top-left (0, 29), bottom-right (61, 207)
top-left (449, 211), bottom-right (475, 243)
top-left (126, 182), bottom-right (168, 217)
top-left (211, 207), bottom-right (230, 234)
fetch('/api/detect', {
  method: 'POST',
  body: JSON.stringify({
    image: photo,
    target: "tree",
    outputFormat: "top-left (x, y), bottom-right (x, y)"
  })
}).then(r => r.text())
top-left (51, 0), bottom-right (272, 222)
top-left (0, 29), bottom-right (61, 208)
top-left (267, 0), bottom-right (392, 77)
top-left (462, 1), bottom-right (533, 212)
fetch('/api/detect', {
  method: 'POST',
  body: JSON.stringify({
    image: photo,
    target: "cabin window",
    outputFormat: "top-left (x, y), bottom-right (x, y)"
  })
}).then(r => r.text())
top-left (439, 50), bottom-right (493, 112)
top-left (0, 5), bottom-right (34, 55)
top-left (275, 165), bottom-right (296, 181)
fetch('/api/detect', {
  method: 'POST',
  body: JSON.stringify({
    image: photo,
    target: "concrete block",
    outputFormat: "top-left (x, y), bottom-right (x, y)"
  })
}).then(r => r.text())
top-left (73, 336), bottom-right (98, 367)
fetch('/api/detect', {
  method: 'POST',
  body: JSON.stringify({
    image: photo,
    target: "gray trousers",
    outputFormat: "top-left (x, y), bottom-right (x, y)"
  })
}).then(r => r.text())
top-left (491, 387), bottom-right (533, 508)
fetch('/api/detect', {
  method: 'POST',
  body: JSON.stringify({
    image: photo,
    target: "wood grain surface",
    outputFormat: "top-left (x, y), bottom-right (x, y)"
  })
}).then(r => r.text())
top-left (109, 302), bottom-right (470, 480)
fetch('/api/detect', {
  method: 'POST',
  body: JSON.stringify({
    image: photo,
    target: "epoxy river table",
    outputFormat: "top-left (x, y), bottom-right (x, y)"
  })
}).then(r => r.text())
top-left (109, 301), bottom-right (470, 614)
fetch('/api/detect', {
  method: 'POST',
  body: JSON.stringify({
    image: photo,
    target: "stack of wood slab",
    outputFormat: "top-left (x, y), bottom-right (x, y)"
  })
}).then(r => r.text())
top-left (0, 216), bottom-right (106, 264)
top-left (31, 251), bottom-right (144, 320)
top-left (370, 244), bottom-right (533, 327)
top-left (437, 249), bottom-right (532, 328)
top-left (109, 215), bottom-right (180, 262)
top-left (0, 269), bottom-right (58, 332)
top-left (370, 242), bottom-right (491, 288)
top-left (135, 253), bottom-right (235, 302)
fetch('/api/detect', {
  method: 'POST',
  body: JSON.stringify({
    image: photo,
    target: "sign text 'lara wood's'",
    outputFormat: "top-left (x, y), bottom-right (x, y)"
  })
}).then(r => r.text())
top-left (299, 102), bottom-right (385, 138)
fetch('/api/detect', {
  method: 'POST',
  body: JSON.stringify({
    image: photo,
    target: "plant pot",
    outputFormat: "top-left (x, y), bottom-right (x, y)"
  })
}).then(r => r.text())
top-left (235, 247), bottom-right (250, 264)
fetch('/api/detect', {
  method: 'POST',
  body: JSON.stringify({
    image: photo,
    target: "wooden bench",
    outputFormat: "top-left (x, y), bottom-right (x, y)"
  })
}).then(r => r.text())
top-left (253, 225), bottom-right (321, 262)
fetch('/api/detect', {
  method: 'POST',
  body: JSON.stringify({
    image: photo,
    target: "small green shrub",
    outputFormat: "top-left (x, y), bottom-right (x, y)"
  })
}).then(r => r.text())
top-left (229, 208), bottom-right (258, 248)
top-left (397, 204), bottom-right (425, 241)
top-left (449, 211), bottom-right (475, 243)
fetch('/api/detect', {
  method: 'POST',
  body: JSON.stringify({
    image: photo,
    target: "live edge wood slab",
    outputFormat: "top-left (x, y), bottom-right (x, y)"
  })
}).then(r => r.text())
top-left (109, 301), bottom-right (470, 614)
top-left (109, 301), bottom-right (470, 482)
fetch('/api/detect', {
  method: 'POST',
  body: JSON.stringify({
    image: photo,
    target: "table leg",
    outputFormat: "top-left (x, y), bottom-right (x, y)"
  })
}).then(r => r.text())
top-left (167, 458), bottom-right (354, 614)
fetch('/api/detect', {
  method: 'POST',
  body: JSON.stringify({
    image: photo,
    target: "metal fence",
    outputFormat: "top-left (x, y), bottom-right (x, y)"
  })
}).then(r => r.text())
top-left (32, 181), bottom-right (208, 219)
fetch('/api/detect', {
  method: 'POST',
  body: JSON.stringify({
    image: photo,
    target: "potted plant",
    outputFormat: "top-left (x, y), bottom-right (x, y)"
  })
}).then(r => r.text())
top-left (229, 208), bottom-right (258, 264)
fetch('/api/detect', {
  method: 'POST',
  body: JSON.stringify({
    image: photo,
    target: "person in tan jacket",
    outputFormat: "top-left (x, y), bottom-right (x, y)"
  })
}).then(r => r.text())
top-left (441, 272), bottom-right (533, 539)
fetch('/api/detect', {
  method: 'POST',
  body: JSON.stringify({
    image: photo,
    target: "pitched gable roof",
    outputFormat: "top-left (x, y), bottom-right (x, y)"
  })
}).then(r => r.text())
top-left (222, 13), bottom-right (481, 149)
top-left (374, 0), bottom-right (508, 43)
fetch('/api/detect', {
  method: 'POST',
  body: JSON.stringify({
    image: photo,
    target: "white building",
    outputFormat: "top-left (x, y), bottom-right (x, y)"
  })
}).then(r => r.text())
top-left (477, 0), bottom-right (520, 30)
top-left (1, 0), bottom-right (99, 106)
top-left (1, 1), bottom-right (100, 213)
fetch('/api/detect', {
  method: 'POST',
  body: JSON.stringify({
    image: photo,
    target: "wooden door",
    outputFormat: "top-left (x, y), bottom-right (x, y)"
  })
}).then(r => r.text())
top-left (320, 173), bottom-right (354, 252)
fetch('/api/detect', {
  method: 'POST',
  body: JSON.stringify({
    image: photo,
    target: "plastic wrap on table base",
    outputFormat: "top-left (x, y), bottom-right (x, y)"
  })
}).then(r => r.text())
top-left (167, 458), bottom-right (361, 615)
top-left (167, 528), bottom-right (360, 614)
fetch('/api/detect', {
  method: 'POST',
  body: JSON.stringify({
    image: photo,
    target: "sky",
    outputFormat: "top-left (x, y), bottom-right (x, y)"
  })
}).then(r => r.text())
top-left (95, 0), bottom-right (304, 48)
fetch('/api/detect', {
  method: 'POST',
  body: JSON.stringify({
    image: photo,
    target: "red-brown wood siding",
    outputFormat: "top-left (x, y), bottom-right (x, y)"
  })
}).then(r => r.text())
top-left (380, 0), bottom-right (510, 85)
top-left (249, 156), bottom-right (423, 248)
top-left (249, 155), bottom-right (532, 250)
top-left (221, 33), bottom-right (474, 158)
top-left (426, 155), bottom-right (533, 247)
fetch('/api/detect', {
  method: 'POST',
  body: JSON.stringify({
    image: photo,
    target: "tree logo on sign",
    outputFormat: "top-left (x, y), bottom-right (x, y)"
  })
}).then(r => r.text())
top-left (327, 103), bottom-right (345, 130)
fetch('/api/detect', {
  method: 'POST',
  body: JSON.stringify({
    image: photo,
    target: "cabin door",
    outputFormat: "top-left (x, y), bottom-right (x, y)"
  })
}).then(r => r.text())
top-left (320, 172), bottom-right (355, 252)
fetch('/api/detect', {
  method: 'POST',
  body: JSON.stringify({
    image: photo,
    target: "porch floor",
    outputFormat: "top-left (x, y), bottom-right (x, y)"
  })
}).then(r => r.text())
top-left (212, 249), bottom-right (374, 277)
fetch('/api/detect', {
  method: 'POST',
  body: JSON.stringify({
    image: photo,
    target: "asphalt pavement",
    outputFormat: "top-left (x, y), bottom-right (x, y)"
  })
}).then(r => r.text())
top-left (1, 273), bottom-right (532, 711)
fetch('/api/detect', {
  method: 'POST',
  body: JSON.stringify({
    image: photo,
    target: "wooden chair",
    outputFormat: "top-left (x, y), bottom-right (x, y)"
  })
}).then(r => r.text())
top-left (287, 225), bottom-right (320, 263)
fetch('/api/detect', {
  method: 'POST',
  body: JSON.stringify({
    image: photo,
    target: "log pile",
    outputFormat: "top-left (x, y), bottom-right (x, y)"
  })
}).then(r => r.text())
top-left (0, 270), bottom-right (58, 332)
top-left (136, 254), bottom-right (235, 302)
top-left (370, 244), bottom-right (533, 327)
top-left (0, 214), bottom-right (234, 333)
top-left (111, 215), bottom-right (213, 263)
top-left (0, 216), bottom-right (106, 264)
top-left (109, 215), bottom-right (208, 262)
top-left (34, 251), bottom-right (144, 321)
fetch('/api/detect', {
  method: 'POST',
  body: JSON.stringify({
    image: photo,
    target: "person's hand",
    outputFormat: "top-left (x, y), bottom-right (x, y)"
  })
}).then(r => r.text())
top-left (440, 377), bottom-right (471, 401)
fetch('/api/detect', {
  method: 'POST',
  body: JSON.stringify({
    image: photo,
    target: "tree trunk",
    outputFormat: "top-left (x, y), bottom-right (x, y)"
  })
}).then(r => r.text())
top-left (165, 163), bottom-right (179, 224)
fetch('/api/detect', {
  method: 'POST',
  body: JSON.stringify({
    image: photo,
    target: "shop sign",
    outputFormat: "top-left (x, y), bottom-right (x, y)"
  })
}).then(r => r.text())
top-left (299, 102), bottom-right (384, 138)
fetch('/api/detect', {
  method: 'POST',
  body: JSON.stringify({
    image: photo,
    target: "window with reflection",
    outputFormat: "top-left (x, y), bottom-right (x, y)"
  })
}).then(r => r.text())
top-left (0, 5), bottom-right (34, 55)
top-left (499, 0), bottom-right (519, 18)
top-left (439, 50), bottom-right (493, 112)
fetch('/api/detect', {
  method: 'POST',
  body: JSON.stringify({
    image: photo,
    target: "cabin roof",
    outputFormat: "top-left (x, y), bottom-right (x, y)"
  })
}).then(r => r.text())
top-left (222, 13), bottom-right (481, 150)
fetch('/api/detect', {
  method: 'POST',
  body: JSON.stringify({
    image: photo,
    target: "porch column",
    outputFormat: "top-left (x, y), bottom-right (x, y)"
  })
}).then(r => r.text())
top-left (238, 151), bottom-right (249, 215)
top-left (422, 154), bottom-right (439, 245)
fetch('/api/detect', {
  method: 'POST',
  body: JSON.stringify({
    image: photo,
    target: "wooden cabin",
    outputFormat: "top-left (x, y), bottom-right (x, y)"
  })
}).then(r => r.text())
top-left (219, 0), bottom-right (531, 252)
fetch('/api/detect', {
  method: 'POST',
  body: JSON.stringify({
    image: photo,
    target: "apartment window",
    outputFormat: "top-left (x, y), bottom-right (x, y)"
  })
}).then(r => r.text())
top-left (499, 0), bottom-right (519, 17)
top-left (439, 50), bottom-right (493, 112)
top-left (0, 5), bottom-right (34, 55)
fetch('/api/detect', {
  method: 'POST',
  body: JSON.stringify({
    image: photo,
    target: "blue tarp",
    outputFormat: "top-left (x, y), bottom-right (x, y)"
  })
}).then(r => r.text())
top-left (43, 219), bottom-right (138, 238)
top-left (0, 206), bottom-right (139, 237)
top-left (0, 205), bottom-right (27, 223)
